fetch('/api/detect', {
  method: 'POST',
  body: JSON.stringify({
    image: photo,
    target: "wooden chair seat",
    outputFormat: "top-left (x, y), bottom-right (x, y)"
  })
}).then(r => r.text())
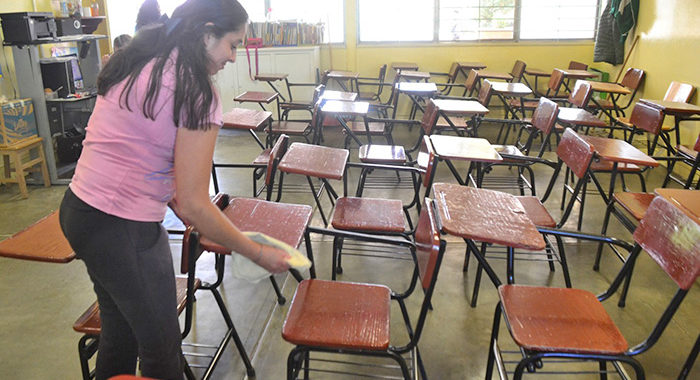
top-left (269, 120), bottom-right (310, 135)
top-left (499, 284), bottom-right (628, 355)
top-left (73, 276), bottom-right (195, 335)
top-left (589, 98), bottom-right (615, 109)
top-left (282, 279), bottom-right (391, 350)
top-left (614, 116), bottom-right (633, 128)
top-left (436, 115), bottom-right (469, 129)
top-left (612, 192), bottom-right (655, 221)
top-left (280, 101), bottom-right (313, 111)
top-left (358, 144), bottom-right (407, 164)
top-left (678, 144), bottom-right (699, 159)
top-left (508, 98), bottom-right (539, 110)
top-left (251, 149), bottom-right (272, 166)
top-left (0, 136), bottom-right (50, 199)
top-left (199, 198), bottom-right (313, 255)
top-left (278, 143), bottom-right (349, 180)
top-left (589, 160), bottom-right (641, 172)
top-left (347, 121), bottom-right (387, 134)
top-left (358, 91), bottom-right (378, 100)
top-left (0, 210), bottom-right (75, 263)
top-left (516, 196), bottom-right (556, 228)
top-left (492, 144), bottom-right (525, 157)
top-left (331, 197), bottom-right (405, 233)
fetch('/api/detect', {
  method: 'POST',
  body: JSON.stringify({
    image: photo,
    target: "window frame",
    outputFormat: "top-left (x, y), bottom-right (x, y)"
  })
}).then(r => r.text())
top-left (356, 0), bottom-right (603, 45)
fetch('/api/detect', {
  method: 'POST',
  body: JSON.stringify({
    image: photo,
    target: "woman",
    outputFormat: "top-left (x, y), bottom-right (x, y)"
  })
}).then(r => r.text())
top-left (59, 1), bottom-right (290, 379)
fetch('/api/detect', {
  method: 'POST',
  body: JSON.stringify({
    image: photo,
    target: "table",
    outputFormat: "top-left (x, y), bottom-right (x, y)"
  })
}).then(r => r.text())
top-left (326, 70), bottom-right (360, 93)
top-left (584, 80), bottom-right (632, 122)
top-left (432, 183), bottom-right (545, 287)
top-left (0, 211), bottom-right (74, 263)
top-left (639, 99), bottom-right (700, 150)
top-left (431, 98), bottom-right (489, 135)
top-left (391, 82), bottom-right (439, 119)
top-left (429, 135), bottom-right (502, 186)
top-left (654, 188), bottom-right (700, 224)
top-left (234, 90), bottom-right (281, 121)
top-left (319, 100), bottom-right (371, 145)
top-left (254, 73), bottom-right (289, 101)
top-left (391, 62), bottom-right (419, 71)
top-left (580, 134), bottom-right (659, 204)
top-left (278, 143), bottom-right (349, 225)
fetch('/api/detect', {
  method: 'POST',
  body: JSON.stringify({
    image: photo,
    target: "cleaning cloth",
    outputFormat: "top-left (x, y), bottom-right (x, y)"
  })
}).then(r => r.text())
top-left (231, 232), bottom-right (312, 283)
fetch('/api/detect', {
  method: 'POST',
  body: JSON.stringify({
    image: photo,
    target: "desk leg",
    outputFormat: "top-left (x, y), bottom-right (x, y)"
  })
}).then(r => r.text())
top-left (466, 239), bottom-right (502, 288)
top-left (247, 130), bottom-right (265, 150)
top-left (506, 246), bottom-right (515, 284)
top-left (264, 81), bottom-right (286, 102)
top-left (443, 159), bottom-right (465, 186)
top-left (336, 115), bottom-right (365, 147)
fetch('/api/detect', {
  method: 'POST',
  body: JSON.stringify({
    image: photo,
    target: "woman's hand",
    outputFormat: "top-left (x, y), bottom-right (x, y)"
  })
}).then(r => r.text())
top-left (253, 244), bottom-right (291, 274)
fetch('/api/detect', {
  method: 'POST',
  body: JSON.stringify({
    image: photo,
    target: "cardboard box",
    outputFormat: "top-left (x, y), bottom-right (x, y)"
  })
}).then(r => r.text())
top-left (0, 98), bottom-right (38, 147)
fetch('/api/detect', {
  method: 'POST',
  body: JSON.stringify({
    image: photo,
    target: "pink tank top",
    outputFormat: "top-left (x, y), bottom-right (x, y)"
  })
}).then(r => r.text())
top-left (70, 54), bottom-right (223, 222)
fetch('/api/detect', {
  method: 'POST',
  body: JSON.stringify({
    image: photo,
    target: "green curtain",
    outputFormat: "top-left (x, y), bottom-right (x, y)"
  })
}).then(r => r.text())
top-left (610, 0), bottom-right (640, 43)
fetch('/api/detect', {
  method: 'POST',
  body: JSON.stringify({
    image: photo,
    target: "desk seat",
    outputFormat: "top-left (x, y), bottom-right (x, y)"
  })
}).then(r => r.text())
top-left (678, 144), bottom-right (699, 159)
top-left (516, 196), bottom-right (556, 228)
top-left (358, 144), bottom-right (407, 164)
top-left (282, 279), bottom-right (391, 350)
top-left (612, 192), bottom-right (655, 221)
top-left (500, 285), bottom-right (628, 354)
top-left (589, 160), bottom-right (641, 172)
top-left (270, 120), bottom-right (310, 134)
top-left (347, 121), bottom-right (387, 134)
top-left (436, 115), bottom-right (469, 129)
top-left (331, 197), bottom-right (405, 233)
top-left (251, 149), bottom-right (272, 165)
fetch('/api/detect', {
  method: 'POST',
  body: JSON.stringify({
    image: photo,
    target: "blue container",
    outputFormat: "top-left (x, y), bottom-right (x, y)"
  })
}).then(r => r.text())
top-left (0, 98), bottom-right (38, 147)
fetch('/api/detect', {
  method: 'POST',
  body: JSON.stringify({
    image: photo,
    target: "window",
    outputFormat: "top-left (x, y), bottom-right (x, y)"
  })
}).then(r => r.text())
top-left (106, 0), bottom-right (343, 46)
top-left (358, 0), bottom-right (600, 43)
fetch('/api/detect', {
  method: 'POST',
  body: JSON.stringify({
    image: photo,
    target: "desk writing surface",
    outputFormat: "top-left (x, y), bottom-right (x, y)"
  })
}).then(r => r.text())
top-left (429, 135), bottom-right (502, 162)
top-left (0, 211), bottom-right (75, 263)
top-left (525, 68), bottom-right (550, 76)
top-left (255, 73), bottom-right (288, 81)
top-left (222, 108), bottom-right (272, 130)
top-left (398, 70), bottom-right (431, 80)
top-left (395, 82), bottom-right (438, 94)
top-left (320, 90), bottom-right (358, 102)
top-left (557, 107), bottom-right (608, 127)
top-left (391, 62), bottom-right (419, 71)
top-left (234, 91), bottom-right (278, 104)
top-left (490, 82), bottom-right (532, 97)
top-left (431, 99), bottom-right (489, 116)
top-left (456, 62), bottom-right (487, 70)
top-left (278, 143), bottom-right (349, 180)
top-left (639, 99), bottom-right (700, 115)
top-left (432, 183), bottom-right (545, 250)
top-left (327, 70), bottom-right (359, 79)
top-left (559, 69), bottom-right (596, 79)
top-left (654, 188), bottom-right (700, 224)
top-left (476, 70), bottom-right (513, 81)
top-left (584, 81), bottom-right (631, 95)
top-left (580, 135), bottom-right (659, 167)
top-left (321, 100), bottom-right (369, 115)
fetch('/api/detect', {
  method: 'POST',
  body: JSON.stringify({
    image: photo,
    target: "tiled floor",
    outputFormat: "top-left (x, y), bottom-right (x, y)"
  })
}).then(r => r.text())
top-left (0, 123), bottom-right (697, 379)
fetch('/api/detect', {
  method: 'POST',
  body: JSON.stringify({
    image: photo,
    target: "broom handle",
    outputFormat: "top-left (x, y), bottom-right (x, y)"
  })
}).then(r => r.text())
top-left (615, 35), bottom-right (640, 83)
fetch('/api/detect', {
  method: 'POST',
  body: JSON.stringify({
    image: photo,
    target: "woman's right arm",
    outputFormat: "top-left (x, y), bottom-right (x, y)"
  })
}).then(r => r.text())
top-left (172, 125), bottom-right (290, 273)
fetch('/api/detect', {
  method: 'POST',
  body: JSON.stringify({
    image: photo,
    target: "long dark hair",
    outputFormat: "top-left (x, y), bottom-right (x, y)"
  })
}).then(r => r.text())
top-left (98, 0), bottom-right (248, 130)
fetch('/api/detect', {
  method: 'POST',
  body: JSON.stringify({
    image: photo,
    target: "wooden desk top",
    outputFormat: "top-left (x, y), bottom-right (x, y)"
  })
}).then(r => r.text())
top-left (0, 211), bottom-right (75, 263)
top-left (477, 70), bottom-right (513, 81)
top-left (432, 183), bottom-right (546, 250)
top-left (559, 69), bottom-right (597, 79)
top-left (321, 100), bottom-right (369, 115)
top-left (490, 82), bottom-right (533, 97)
top-left (327, 70), bottom-right (360, 79)
top-left (200, 198), bottom-right (313, 252)
top-left (654, 188), bottom-right (700, 224)
top-left (255, 73), bottom-right (288, 81)
top-left (319, 90), bottom-right (358, 102)
top-left (524, 68), bottom-right (550, 76)
top-left (222, 108), bottom-right (272, 130)
top-left (431, 99), bottom-right (489, 116)
top-left (429, 135), bottom-right (502, 163)
top-left (279, 143), bottom-right (349, 180)
top-left (398, 70), bottom-right (431, 80)
top-left (391, 62), bottom-right (419, 71)
top-left (639, 99), bottom-right (700, 115)
top-left (557, 107), bottom-right (608, 127)
top-left (580, 135), bottom-right (659, 167)
top-left (584, 81), bottom-right (631, 95)
top-left (456, 62), bottom-right (487, 70)
top-left (234, 91), bottom-right (278, 104)
top-left (395, 82), bottom-right (439, 95)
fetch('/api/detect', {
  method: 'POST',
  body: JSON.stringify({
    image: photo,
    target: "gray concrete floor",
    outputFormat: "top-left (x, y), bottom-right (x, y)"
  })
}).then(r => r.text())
top-left (0, 122), bottom-right (697, 380)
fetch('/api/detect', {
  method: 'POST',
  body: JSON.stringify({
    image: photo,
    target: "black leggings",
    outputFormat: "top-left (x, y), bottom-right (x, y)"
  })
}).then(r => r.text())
top-left (59, 188), bottom-right (183, 380)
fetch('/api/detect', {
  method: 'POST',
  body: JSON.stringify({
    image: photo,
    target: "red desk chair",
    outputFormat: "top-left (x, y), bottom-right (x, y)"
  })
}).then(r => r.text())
top-left (429, 62), bottom-right (461, 95)
top-left (356, 64), bottom-right (388, 101)
top-left (282, 198), bottom-right (447, 380)
top-left (268, 86), bottom-right (324, 144)
top-left (73, 206), bottom-right (257, 380)
top-left (663, 133), bottom-right (700, 189)
top-left (590, 68), bottom-right (645, 119)
top-left (506, 69), bottom-right (569, 118)
top-left (484, 195), bottom-right (700, 380)
top-left (568, 60), bottom-right (588, 70)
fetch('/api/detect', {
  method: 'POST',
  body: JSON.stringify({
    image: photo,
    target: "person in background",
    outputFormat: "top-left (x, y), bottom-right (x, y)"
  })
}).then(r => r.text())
top-left (135, 0), bottom-right (162, 32)
top-left (58, 1), bottom-right (290, 379)
top-left (102, 34), bottom-right (132, 66)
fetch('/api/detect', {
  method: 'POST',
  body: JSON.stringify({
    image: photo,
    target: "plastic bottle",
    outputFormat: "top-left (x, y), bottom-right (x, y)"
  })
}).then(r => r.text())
top-left (90, 0), bottom-right (100, 17)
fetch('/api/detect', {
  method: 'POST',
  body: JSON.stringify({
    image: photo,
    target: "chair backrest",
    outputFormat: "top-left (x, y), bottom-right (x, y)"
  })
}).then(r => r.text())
top-left (266, 134), bottom-right (290, 187)
top-left (448, 62), bottom-right (460, 82)
top-left (510, 60), bottom-right (527, 82)
top-left (620, 68), bottom-right (645, 90)
top-left (531, 97), bottom-right (560, 136)
top-left (422, 144), bottom-right (438, 190)
top-left (568, 60), bottom-right (588, 70)
top-left (478, 79), bottom-right (494, 107)
top-left (547, 69), bottom-right (565, 95)
top-left (633, 196), bottom-right (700, 290)
top-left (421, 98), bottom-right (441, 136)
top-left (414, 198), bottom-right (444, 291)
top-left (311, 84), bottom-right (325, 104)
top-left (629, 102), bottom-right (665, 136)
top-left (319, 69), bottom-right (331, 86)
top-left (568, 80), bottom-right (593, 109)
top-left (464, 69), bottom-right (479, 95)
top-left (376, 64), bottom-right (388, 96)
top-left (664, 81), bottom-right (696, 103)
top-left (557, 128), bottom-right (595, 179)
top-left (695, 133), bottom-right (700, 152)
